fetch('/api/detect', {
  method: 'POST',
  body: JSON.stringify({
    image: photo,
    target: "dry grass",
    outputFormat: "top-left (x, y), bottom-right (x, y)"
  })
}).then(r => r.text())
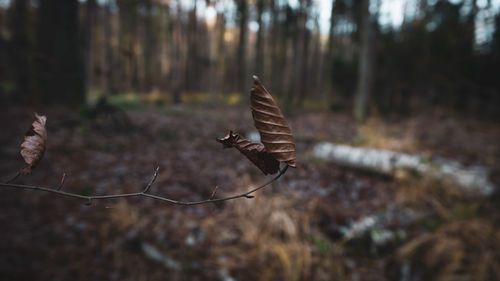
top-left (354, 117), bottom-right (419, 153)
top-left (389, 166), bottom-right (500, 281)
top-left (397, 218), bottom-right (500, 281)
top-left (201, 190), bottom-right (340, 281)
top-left (1, 106), bottom-right (499, 281)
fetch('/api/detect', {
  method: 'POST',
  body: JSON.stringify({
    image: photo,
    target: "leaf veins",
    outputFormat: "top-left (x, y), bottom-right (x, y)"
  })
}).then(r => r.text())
top-left (250, 75), bottom-right (296, 167)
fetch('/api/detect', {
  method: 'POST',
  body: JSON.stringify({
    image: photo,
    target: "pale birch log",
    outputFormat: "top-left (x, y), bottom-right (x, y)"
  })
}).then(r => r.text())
top-left (312, 143), bottom-right (495, 196)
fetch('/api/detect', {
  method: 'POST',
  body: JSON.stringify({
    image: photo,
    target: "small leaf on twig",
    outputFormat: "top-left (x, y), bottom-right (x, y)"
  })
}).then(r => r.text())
top-left (20, 113), bottom-right (47, 174)
top-left (250, 76), bottom-right (296, 167)
top-left (217, 131), bottom-right (279, 175)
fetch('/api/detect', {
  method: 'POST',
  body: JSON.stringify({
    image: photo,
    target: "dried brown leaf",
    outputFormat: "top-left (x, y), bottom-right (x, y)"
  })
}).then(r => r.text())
top-left (251, 75), bottom-right (296, 167)
top-left (20, 113), bottom-right (47, 174)
top-left (217, 131), bottom-right (280, 175)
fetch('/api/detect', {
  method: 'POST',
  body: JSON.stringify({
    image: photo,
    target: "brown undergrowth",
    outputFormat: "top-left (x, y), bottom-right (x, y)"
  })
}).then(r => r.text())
top-left (0, 105), bottom-right (499, 280)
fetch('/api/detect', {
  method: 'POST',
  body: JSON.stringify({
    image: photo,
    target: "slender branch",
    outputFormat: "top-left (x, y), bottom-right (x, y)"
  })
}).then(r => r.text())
top-left (143, 167), bottom-right (160, 193)
top-left (0, 165), bottom-right (288, 206)
top-left (57, 173), bottom-right (66, 190)
top-left (209, 186), bottom-right (219, 200)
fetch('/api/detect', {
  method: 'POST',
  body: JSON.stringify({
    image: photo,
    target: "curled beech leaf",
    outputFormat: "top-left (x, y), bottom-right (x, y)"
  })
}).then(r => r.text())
top-left (20, 113), bottom-right (47, 174)
top-left (217, 131), bottom-right (280, 175)
top-left (251, 75), bottom-right (296, 167)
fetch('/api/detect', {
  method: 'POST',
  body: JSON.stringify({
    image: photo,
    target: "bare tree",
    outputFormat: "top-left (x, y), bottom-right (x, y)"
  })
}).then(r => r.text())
top-left (8, 0), bottom-right (31, 104)
top-left (236, 0), bottom-right (249, 94)
top-left (104, 0), bottom-right (117, 94)
top-left (255, 0), bottom-right (265, 77)
top-left (36, 0), bottom-right (85, 106)
top-left (354, 0), bottom-right (377, 121)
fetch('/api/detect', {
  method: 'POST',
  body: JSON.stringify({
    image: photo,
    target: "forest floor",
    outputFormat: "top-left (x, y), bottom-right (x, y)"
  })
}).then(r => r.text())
top-left (0, 103), bottom-right (499, 281)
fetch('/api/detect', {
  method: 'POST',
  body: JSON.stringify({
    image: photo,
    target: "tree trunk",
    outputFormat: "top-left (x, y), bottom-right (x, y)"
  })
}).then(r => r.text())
top-left (215, 12), bottom-right (226, 93)
top-left (37, 0), bottom-right (85, 106)
top-left (324, 0), bottom-right (336, 103)
top-left (236, 0), bottom-right (248, 94)
top-left (171, 1), bottom-right (184, 104)
top-left (104, 0), bottom-right (117, 94)
top-left (287, 0), bottom-right (311, 111)
top-left (296, 24), bottom-right (312, 107)
top-left (353, 0), bottom-right (376, 121)
top-left (255, 0), bottom-right (265, 78)
top-left (9, 0), bottom-right (31, 104)
top-left (143, 0), bottom-right (155, 93)
top-left (327, 0), bottom-right (335, 59)
top-left (85, 0), bottom-right (96, 90)
top-left (117, 0), bottom-right (138, 92)
top-left (185, 1), bottom-right (198, 92)
top-left (269, 0), bottom-right (281, 92)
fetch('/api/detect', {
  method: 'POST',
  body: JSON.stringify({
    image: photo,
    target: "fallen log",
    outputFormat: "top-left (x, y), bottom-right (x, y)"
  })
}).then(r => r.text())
top-left (312, 143), bottom-right (495, 196)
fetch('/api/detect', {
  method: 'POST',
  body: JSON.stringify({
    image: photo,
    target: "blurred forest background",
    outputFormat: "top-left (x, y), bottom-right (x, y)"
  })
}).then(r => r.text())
top-left (1, 0), bottom-right (500, 118)
top-left (1, 0), bottom-right (500, 281)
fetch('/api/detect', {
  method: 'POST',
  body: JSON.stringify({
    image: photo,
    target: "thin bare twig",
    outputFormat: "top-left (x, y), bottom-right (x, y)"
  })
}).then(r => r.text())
top-left (57, 173), bottom-right (66, 190)
top-left (0, 165), bottom-right (288, 206)
top-left (209, 186), bottom-right (219, 200)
